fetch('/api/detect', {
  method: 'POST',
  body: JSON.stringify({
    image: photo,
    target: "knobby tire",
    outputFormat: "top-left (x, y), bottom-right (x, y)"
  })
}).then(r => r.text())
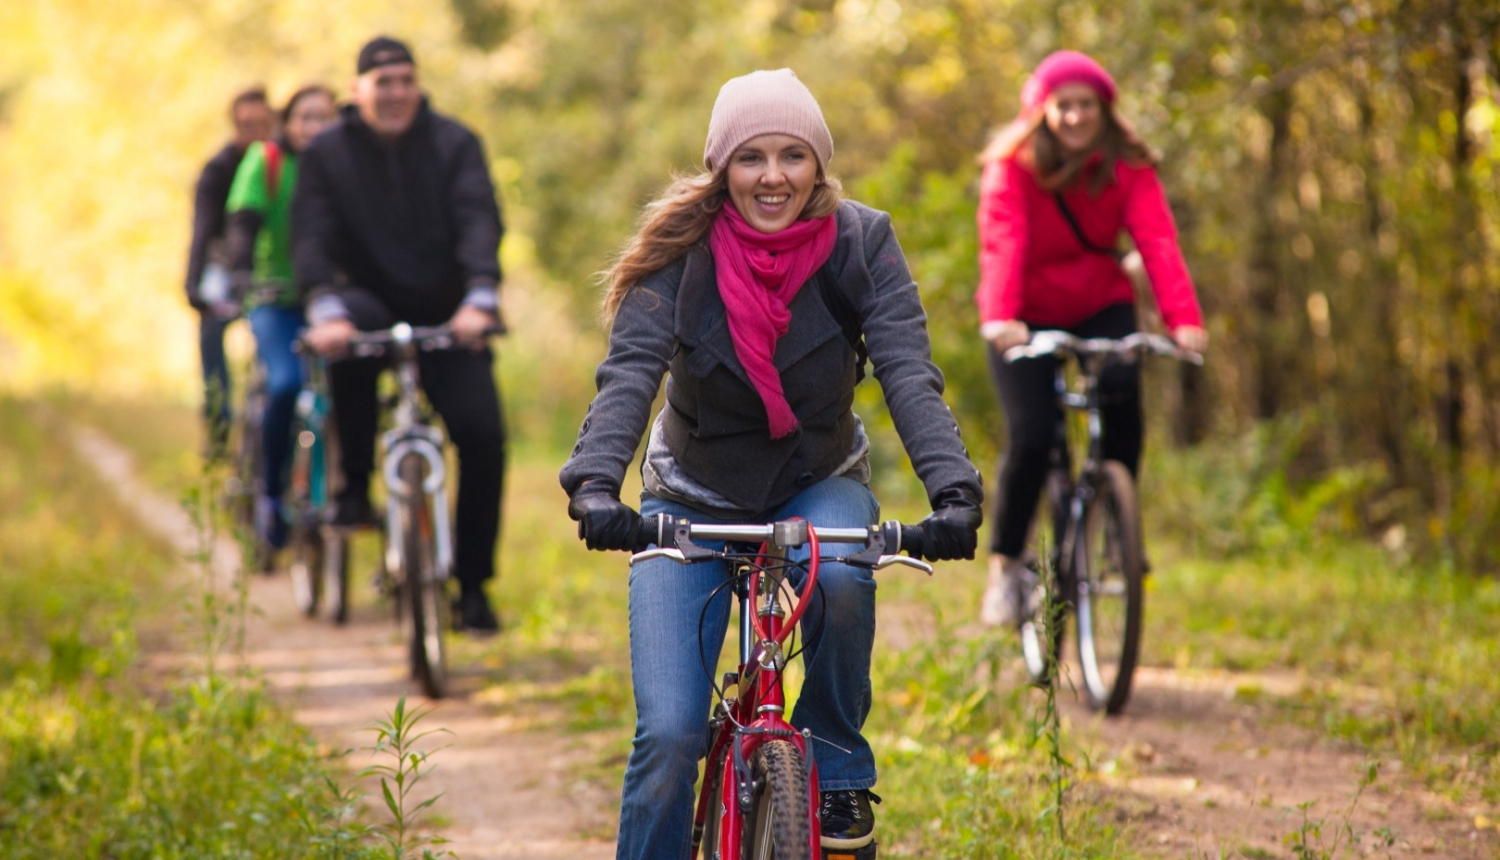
top-left (399, 454), bottom-right (447, 698)
top-left (745, 740), bottom-right (812, 860)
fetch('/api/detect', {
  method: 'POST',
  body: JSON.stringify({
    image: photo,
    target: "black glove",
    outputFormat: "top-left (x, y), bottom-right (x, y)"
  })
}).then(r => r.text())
top-left (914, 485), bottom-right (984, 561)
top-left (567, 481), bottom-right (647, 552)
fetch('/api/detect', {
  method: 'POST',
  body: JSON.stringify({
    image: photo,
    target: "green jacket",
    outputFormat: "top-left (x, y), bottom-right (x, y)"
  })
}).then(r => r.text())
top-left (225, 139), bottom-right (300, 308)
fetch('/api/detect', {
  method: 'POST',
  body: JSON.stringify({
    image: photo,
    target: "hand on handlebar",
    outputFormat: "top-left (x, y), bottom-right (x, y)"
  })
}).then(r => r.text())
top-left (568, 482), bottom-right (649, 552)
top-left (1171, 325), bottom-right (1209, 356)
top-left (981, 319), bottom-right (1030, 352)
top-left (306, 318), bottom-right (357, 359)
top-left (910, 486), bottom-right (983, 562)
top-left (450, 305), bottom-right (500, 351)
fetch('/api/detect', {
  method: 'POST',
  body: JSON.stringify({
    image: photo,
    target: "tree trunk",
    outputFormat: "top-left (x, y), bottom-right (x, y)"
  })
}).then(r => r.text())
top-left (1247, 89), bottom-right (1295, 421)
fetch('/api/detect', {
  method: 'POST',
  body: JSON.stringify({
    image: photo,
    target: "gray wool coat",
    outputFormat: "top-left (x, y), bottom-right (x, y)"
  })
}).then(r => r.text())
top-left (559, 199), bottom-right (982, 517)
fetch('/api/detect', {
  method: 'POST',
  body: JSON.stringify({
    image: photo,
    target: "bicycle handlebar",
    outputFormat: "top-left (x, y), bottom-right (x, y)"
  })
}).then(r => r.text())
top-left (293, 322), bottom-right (506, 359)
top-left (1003, 330), bottom-right (1204, 365)
top-left (629, 514), bottom-right (934, 575)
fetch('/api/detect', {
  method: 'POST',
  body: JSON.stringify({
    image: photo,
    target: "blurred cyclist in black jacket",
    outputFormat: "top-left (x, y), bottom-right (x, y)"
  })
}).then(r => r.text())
top-left (294, 37), bottom-right (506, 634)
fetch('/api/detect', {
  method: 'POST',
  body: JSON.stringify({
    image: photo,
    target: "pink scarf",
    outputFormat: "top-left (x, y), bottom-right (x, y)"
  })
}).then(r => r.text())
top-left (709, 204), bottom-right (838, 439)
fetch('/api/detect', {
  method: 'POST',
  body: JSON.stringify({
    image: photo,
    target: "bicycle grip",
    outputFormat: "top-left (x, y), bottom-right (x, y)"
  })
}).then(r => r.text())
top-left (636, 514), bottom-right (669, 551)
top-left (894, 521), bottom-right (927, 558)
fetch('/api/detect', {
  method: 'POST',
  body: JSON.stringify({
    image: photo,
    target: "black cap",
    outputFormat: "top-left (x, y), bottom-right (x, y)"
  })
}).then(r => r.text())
top-left (357, 36), bottom-right (415, 74)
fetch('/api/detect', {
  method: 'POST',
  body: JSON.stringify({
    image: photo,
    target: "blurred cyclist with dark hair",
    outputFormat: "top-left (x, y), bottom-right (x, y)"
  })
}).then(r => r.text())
top-left (185, 86), bottom-right (274, 457)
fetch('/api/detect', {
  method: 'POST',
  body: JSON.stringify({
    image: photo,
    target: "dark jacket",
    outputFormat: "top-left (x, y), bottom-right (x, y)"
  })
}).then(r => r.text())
top-left (184, 142), bottom-right (245, 309)
top-left (560, 200), bottom-right (982, 515)
top-left (292, 101), bottom-right (503, 325)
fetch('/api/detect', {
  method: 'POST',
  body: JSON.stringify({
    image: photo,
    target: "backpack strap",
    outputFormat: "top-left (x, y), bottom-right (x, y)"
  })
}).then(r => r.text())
top-left (816, 269), bottom-right (869, 384)
top-left (1053, 191), bottom-right (1122, 260)
top-left (262, 140), bottom-right (283, 203)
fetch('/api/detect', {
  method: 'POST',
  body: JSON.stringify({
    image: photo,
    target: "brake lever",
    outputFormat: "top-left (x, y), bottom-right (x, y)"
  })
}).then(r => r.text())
top-left (630, 547), bottom-right (687, 565)
top-left (873, 555), bottom-right (933, 575)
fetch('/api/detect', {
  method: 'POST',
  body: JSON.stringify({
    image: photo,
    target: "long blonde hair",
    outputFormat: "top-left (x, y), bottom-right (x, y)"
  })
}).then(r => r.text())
top-left (600, 169), bottom-right (843, 325)
top-left (979, 104), bottom-right (1157, 194)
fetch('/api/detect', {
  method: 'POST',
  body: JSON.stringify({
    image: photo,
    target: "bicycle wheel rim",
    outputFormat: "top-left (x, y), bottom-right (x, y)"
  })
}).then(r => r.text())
top-left (1075, 461), bottom-right (1143, 714)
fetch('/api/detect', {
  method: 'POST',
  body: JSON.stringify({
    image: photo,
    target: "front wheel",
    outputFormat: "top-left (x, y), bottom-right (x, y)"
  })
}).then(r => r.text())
top-left (322, 529), bottom-right (350, 625)
top-left (1021, 469), bottom-right (1071, 686)
top-left (744, 740), bottom-right (812, 860)
top-left (1074, 460), bottom-right (1144, 715)
top-left (397, 454), bottom-right (447, 698)
top-left (289, 521), bottom-right (323, 616)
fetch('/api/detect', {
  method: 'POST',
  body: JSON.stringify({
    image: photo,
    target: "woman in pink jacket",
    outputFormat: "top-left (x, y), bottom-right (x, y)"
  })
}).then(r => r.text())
top-left (974, 51), bottom-right (1207, 626)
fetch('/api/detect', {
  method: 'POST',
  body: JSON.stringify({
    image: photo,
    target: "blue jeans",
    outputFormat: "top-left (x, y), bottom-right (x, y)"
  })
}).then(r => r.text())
top-left (248, 306), bottom-right (305, 501)
top-left (617, 477), bottom-right (880, 860)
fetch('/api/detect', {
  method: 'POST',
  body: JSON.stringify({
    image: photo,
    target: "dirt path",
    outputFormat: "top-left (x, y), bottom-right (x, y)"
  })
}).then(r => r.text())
top-left (73, 422), bottom-right (1496, 858)
top-left (71, 425), bottom-right (615, 860)
top-left (1059, 667), bottom-right (1496, 857)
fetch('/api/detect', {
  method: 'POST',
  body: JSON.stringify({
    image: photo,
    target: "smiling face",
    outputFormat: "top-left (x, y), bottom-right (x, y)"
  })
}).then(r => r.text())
top-left (1043, 82), bottom-right (1104, 154)
top-left (285, 91), bottom-right (336, 151)
top-left (351, 63), bottom-right (421, 139)
top-left (725, 133), bottom-right (820, 234)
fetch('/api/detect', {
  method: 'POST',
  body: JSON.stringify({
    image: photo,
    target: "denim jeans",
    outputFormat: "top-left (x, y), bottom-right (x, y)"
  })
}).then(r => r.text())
top-left (616, 477), bottom-right (880, 860)
top-left (248, 305), bottom-right (305, 501)
top-left (199, 311), bottom-right (232, 446)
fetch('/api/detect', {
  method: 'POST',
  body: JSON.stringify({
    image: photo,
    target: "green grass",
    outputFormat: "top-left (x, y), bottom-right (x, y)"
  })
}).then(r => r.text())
top-left (79, 385), bottom-right (1500, 850)
top-left (0, 396), bottom-right (384, 858)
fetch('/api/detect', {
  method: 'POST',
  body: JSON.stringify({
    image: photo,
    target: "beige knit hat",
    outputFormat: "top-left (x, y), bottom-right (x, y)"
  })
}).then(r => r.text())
top-left (703, 69), bottom-right (834, 173)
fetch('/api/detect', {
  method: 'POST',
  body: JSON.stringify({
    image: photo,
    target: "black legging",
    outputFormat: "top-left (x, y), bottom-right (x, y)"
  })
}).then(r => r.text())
top-left (329, 288), bottom-right (507, 589)
top-left (987, 303), bottom-right (1142, 557)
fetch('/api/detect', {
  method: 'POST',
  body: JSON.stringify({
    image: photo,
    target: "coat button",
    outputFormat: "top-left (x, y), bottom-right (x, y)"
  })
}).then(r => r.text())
top-left (796, 471), bottom-right (815, 487)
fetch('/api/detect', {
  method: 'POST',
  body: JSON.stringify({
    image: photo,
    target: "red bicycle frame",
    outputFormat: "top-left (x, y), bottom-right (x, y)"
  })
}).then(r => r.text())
top-left (693, 526), bottom-right (823, 859)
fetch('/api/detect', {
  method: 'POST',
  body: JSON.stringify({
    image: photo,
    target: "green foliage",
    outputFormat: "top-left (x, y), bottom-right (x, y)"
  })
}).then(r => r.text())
top-left (1146, 412), bottom-right (1388, 558)
top-left (0, 396), bottom-right (382, 857)
top-left (361, 697), bottom-right (455, 860)
top-left (1283, 764), bottom-right (1389, 860)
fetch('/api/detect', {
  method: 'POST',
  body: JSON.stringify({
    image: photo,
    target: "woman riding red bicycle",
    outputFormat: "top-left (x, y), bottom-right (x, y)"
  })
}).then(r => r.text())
top-left (975, 51), bottom-right (1207, 628)
top-left (560, 68), bottom-right (983, 859)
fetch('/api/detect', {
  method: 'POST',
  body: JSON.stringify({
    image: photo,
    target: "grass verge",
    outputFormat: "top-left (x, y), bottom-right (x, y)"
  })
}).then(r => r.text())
top-left (0, 395), bottom-right (384, 857)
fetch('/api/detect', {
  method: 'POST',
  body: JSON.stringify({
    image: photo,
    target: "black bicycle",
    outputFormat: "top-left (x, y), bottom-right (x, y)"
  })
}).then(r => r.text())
top-left (1004, 330), bottom-right (1201, 714)
top-left (343, 322), bottom-right (498, 698)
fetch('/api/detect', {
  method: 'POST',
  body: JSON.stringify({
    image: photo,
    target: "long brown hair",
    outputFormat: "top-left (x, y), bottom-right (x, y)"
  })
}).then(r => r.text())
top-left (599, 169), bottom-right (843, 325)
top-left (979, 103), bottom-right (1157, 194)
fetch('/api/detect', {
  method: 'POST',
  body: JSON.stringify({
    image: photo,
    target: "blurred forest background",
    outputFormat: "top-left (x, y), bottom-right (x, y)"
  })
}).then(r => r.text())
top-left (2, 0), bottom-right (1499, 567)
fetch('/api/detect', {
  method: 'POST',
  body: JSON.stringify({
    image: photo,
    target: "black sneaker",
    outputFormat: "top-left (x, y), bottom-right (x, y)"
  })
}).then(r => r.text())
top-left (820, 789), bottom-right (880, 850)
top-left (454, 589), bottom-right (500, 636)
top-left (325, 486), bottom-right (378, 529)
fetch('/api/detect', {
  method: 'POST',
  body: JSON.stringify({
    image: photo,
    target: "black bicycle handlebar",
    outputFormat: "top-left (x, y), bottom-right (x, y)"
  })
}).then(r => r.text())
top-left (293, 322), bottom-right (505, 359)
top-left (1003, 330), bottom-right (1204, 365)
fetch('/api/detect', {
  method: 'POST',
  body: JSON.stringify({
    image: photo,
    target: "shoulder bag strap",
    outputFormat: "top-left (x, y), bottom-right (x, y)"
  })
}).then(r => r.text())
top-left (1053, 191), bottom-right (1122, 260)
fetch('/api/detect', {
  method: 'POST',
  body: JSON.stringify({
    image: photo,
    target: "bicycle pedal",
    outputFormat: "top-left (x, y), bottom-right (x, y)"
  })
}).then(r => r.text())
top-left (823, 842), bottom-right (876, 860)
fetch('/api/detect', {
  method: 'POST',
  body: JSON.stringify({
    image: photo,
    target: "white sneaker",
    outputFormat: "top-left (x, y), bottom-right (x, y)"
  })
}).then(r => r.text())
top-left (980, 556), bottom-right (1039, 628)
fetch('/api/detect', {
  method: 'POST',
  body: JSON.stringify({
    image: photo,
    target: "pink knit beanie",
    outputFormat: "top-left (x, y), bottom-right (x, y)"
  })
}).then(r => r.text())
top-left (1021, 51), bottom-right (1117, 109)
top-left (703, 69), bottom-right (834, 173)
